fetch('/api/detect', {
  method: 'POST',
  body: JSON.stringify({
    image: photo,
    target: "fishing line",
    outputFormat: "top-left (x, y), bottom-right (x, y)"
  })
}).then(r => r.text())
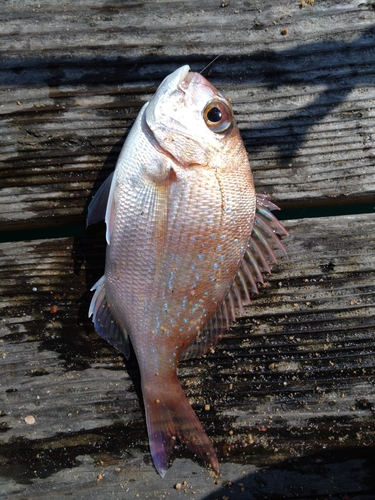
top-left (199, 55), bottom-right (222, 75)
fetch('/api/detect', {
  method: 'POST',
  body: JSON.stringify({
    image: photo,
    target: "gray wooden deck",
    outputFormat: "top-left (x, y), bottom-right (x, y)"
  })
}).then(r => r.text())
top-left (1, 1), bottom-right (375, 498)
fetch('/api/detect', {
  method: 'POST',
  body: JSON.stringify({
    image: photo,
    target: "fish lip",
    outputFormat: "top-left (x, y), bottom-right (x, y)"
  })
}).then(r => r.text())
top-left (144, 65), bottom-right (190, 135)
top-left (143, 65), bottom-right (195, 168)
top-left (158, 65), bottom-right (191, 95)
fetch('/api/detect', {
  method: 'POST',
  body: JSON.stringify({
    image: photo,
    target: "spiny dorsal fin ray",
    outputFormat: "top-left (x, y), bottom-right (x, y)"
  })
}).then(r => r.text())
top-left (227, 193), bottom-right (287, 318)
top-left (180, 193), bottom-right (287, 360)
top-left (255, 193), bottom-right (288, 235)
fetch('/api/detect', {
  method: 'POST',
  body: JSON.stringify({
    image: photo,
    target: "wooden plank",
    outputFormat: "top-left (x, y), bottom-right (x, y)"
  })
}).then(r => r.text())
top-left (1, 0), bottom-right (375, 230)
top-left (1, 213), bottom-right (374, 497)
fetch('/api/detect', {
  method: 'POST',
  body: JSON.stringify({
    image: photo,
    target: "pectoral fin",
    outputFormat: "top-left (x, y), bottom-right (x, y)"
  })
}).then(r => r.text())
top-left (86, 173), bottom-right (114, 227)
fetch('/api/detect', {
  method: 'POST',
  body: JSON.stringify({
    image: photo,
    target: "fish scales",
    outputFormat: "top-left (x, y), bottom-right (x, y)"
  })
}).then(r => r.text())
top-left (88, 65), bottom-right (287, 477)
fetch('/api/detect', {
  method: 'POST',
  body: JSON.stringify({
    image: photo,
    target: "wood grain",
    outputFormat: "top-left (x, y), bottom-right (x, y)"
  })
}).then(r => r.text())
top-left (1, 214), bottom-right (374, 496)
top-left (1, 1), bottom-right (375, 230)
top-left (1, 0), bottom-right (375, 497)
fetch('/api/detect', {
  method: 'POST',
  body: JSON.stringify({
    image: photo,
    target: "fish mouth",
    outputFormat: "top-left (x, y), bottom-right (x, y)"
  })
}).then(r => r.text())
top-left (144, 65), bottom-right (213, 168)
top-left (177, 68), bottom-right (196, 92)
top-left (143, 65), bottom-right (194, 167)
top-left (170, 66), bottom-right (212, 94)
top-left (144, 65), bottom-right (191, 130)
top-left (158, 65), bottom-right (191, 95)
top-left (174, 65), bottom-right (191, 85)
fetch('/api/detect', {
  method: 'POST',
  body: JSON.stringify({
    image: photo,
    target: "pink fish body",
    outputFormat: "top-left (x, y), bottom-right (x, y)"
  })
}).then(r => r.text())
top-left (87, 66), bottom-right (287, 477)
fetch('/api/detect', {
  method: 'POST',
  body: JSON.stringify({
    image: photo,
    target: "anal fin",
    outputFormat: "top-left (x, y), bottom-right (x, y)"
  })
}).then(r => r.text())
top-left (88, 276), bottom-right (130, 358)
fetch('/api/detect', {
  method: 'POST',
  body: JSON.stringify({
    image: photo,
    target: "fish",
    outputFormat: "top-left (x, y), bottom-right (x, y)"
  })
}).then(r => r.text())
top-left (87, 65), bottom-right (287, 477)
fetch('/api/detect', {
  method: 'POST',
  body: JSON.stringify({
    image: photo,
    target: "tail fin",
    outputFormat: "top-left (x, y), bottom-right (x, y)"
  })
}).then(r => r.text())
top-left (142, 376), bottom-right (219, 477)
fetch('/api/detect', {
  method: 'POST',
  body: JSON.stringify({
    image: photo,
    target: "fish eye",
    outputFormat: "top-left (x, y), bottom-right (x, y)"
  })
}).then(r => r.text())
top-left (203, 99), bottom-right (233, 133)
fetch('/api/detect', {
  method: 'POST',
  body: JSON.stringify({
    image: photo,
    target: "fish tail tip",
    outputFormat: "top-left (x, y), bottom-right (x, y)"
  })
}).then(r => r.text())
top-left (152, 449), bottom-right (218, 479)
top-left (158, 468), bottom-right (167, 479)
top-left (153, 453), bottom-right (169, 478)
top-left (145, 399), bottom-right (174, 477)
top-left (207, 451), bottom-right (220, 474)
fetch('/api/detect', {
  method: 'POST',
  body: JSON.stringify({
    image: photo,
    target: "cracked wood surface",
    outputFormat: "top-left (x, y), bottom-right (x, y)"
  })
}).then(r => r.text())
top-left (1, 0), bottom-right (375, 229)
top-left (1, 0), bottom-right (375, 498)
top-left (1, 214), bottom-right (375, 497)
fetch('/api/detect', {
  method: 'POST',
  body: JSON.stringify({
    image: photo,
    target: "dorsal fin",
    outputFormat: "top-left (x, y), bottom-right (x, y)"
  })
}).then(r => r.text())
top-left (181, 193), bottom-right (287, 360)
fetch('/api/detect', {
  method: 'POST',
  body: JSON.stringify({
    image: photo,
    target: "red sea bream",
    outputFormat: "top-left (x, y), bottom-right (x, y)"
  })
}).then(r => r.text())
top-left (87, 65), bottom-right (287, 477)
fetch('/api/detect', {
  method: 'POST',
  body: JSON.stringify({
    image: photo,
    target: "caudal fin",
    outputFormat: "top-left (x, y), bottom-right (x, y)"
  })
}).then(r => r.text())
top-left (142, 377), bottom-right (219, 477)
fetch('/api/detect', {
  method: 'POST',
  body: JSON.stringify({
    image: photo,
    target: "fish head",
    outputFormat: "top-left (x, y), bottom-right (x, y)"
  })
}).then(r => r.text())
top-left (145, 65), bottom-right (239, 167)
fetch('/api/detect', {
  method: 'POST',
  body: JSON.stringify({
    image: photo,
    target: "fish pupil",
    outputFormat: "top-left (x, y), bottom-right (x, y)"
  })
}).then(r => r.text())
top-left (207, 106), bottom-right (222, 123)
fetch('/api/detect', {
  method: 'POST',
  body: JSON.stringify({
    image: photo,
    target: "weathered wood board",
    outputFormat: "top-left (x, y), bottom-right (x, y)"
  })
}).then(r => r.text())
top-left (1, 214), bottom-right (375, 498)
top-left (1, 0), bottom-right (375, 230)
top-left (1, 0), bottom-right (375, 498)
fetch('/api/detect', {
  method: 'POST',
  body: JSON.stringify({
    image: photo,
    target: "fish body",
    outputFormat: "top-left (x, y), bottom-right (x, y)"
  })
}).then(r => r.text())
top-left (88, 66), bottom-right (287, 477)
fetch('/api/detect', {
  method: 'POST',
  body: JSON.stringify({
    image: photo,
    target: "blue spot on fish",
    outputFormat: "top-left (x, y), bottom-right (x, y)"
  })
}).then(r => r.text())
top-left (191, 302), bottom-right (199, 313)
top-left (168, 272), bottom-right (174, 291)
